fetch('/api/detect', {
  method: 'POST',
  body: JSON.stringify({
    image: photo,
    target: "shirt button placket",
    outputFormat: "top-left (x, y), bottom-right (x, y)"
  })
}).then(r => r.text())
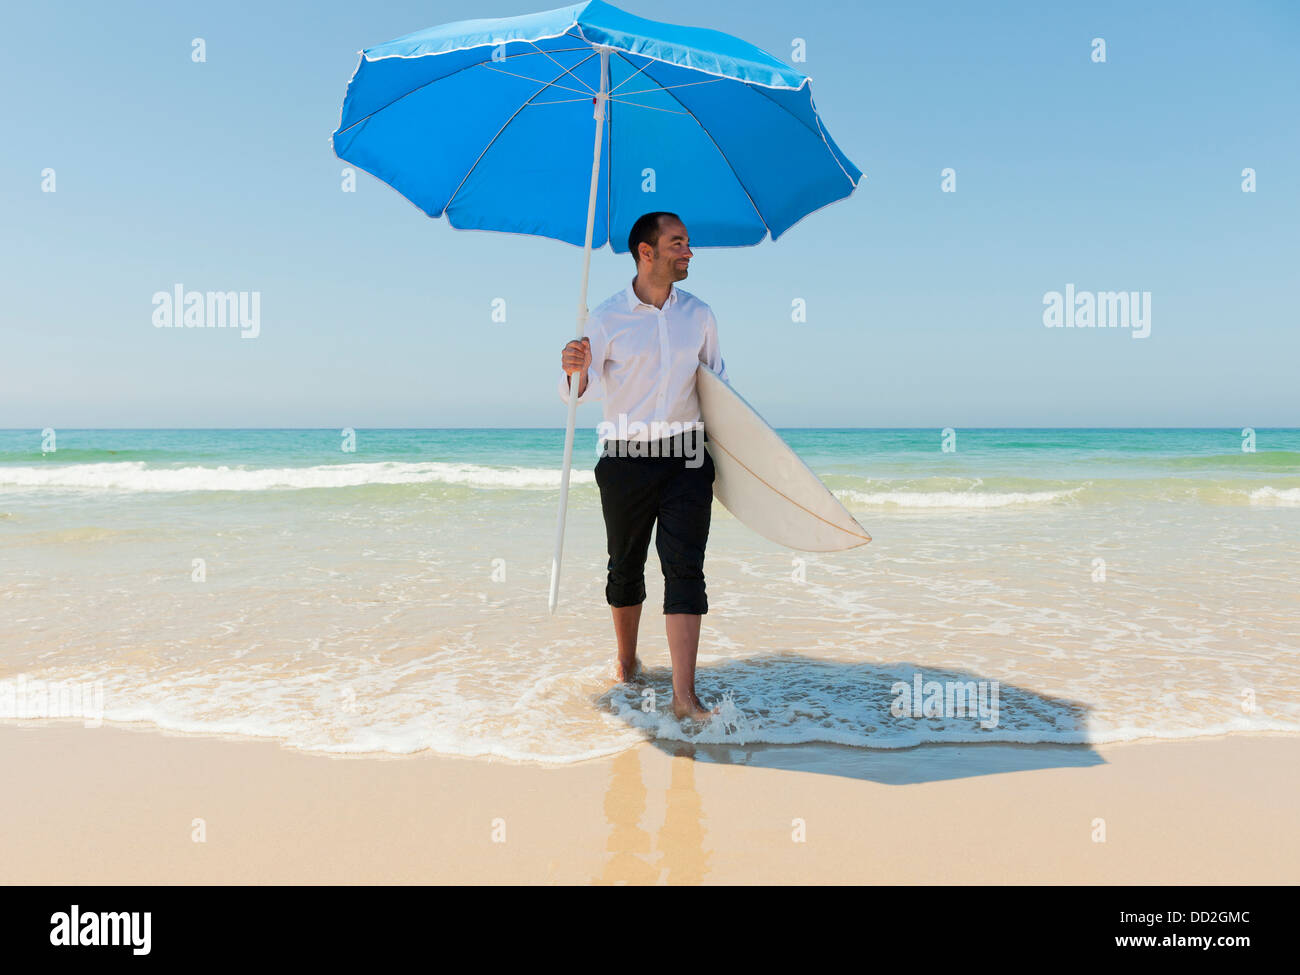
top-left (657, 310), bottom-right (669, 420)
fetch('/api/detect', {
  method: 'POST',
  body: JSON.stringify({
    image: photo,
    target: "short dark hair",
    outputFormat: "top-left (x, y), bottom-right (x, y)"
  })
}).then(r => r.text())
top-left (627, 211), bottom-right (681, 267)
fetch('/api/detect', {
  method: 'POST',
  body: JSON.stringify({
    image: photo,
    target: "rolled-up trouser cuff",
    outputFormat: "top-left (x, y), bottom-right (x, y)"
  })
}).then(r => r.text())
top-left (663, 583), bottom-right (708, 615)
top-left (606, 578), bottom-right (647, 608)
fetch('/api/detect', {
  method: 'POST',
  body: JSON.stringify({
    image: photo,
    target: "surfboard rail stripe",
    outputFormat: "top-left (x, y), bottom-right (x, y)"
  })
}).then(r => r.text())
top-left (706, 433), bottom-right (872, 544)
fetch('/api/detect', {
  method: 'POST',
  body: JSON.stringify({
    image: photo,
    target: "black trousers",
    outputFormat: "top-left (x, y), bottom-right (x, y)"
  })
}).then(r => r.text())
top-left (594, 431), bottom-right (716, 615)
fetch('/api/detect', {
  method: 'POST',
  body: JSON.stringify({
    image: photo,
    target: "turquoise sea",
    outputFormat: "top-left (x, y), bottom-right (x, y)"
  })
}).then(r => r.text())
top-left (3, 427), bottom-right (1299, 498)
top-left (2, 427), bottom-right (1298, 762)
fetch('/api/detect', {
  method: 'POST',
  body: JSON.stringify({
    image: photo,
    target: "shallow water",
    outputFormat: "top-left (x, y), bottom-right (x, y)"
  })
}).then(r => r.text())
top-left (2, 428), bottom-right (1297, 762)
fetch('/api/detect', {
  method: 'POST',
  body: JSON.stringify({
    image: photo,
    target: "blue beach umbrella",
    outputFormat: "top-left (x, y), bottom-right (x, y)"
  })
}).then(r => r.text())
top-left (332, 0), bottom-right (862, 613)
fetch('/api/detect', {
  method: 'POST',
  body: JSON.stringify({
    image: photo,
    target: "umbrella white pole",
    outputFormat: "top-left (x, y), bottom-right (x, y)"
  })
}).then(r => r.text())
top-left (549, 46), bottom-right (609, 615)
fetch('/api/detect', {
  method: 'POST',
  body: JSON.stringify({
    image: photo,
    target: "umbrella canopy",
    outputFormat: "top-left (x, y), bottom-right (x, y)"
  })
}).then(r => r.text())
top-left (332, 0), bottom-right (861, 250)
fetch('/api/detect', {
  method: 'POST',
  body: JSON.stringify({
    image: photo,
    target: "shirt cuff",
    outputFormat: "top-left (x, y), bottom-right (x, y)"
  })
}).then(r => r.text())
top-left (558, 369), bottom-right (592, 404)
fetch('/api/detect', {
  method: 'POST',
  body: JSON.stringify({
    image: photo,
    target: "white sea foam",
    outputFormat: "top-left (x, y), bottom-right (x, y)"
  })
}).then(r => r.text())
top-left (836, 488), bottom-right (1079, 509)
top-left (1249, 486), bottom-right (1300, 505)
top-left (0, 461), bottom-right (593, 493)
top-left (8, 655), bottom-right (1296, 764)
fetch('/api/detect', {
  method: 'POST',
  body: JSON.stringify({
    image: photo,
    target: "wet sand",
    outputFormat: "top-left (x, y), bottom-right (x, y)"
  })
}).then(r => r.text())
top-left (1, 723), bottom-right (1295, 884)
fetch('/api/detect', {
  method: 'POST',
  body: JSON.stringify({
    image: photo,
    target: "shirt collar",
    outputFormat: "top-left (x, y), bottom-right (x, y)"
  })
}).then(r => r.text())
top-left (625, 278), bottom-right (678, 312)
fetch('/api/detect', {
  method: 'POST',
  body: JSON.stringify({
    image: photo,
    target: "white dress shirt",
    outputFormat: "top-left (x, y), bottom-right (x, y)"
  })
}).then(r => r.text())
top-left (558, 279), bottom-right (728, 444)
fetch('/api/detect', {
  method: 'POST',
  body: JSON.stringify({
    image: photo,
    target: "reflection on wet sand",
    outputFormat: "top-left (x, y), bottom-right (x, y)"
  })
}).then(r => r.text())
top-left (595, 746), bottom-right (709, 884)
top-left (660, 748), bottom-right (708, 885)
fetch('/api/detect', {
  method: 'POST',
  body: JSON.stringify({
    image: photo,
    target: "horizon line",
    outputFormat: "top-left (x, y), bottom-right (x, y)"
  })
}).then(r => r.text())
top-left (3, 426), bottom-right (1297, 433)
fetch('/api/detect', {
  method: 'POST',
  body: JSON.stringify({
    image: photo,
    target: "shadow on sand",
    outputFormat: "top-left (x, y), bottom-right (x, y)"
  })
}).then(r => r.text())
top-left (599, 655), bottom-right (1104, 785)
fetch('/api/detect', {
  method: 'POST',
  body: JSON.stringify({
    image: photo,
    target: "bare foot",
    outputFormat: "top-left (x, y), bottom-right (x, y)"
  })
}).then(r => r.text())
top-left (614, 656), bottom-right (641, 683)
top-left (671, 694), bottom-right (719, 722)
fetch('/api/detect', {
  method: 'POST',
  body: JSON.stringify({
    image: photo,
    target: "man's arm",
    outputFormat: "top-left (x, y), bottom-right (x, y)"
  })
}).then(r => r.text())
top-left (701, 308), bottom-right (728, 383)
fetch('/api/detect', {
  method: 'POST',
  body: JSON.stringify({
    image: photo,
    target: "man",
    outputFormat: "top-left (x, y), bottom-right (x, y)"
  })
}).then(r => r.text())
top-left (558, 212), bottom-right (726, 721)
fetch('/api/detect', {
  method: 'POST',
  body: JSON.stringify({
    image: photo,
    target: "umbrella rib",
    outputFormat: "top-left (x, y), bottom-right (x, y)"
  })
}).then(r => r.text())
top-left (739, 83), bottom-right (856, 188)
top-left (484, 47), bottom-right (590, 64)
top-left (443, 60), bottom-right (593, 215)
top-left (525, 39), bottom-right (595, 93)
top-left (615, 79), bottom-right (725, 97)
top-left (613, 51), bottom-right (841, 174)
top-left (501, 46), bottom-right (590, 57)
top-left (336, 72), bottom-right (451, 138)
top-left (605, 98), bottom-right (689, 115)
top-left (609, 57), bottom-right (650, 94)
top-left (809, 98), bottom-right (859, 188)
top-left (527, 96), bottom-right (602, 105)
top-left (335, 46), bottom-right (594, 139)
top-left (742, 82), bottom-right (856, 186)
top-left (479, 62), bottom-right (594, 97)
top-left (615, 52), bottom-right (772, 239)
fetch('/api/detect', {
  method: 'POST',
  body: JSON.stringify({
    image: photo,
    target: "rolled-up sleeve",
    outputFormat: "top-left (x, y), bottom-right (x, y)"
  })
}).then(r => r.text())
top-left (701, 308), bottom-right (727, 384)
top-left (558, 319), bottom-right (607, 404)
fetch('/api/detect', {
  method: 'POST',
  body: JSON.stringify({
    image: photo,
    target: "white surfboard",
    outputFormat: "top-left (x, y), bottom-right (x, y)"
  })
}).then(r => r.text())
top-left (697, 364), bottom-right (871, 552)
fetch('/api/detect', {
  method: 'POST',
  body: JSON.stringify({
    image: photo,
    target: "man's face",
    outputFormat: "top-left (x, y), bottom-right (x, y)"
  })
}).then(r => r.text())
top-left (642, 218), bottom-right (692, 281)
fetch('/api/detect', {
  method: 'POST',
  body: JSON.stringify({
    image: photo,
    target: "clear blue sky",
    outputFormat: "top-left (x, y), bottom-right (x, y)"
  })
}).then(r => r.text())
top-left (2, 0), bottom-right (1296, 428)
